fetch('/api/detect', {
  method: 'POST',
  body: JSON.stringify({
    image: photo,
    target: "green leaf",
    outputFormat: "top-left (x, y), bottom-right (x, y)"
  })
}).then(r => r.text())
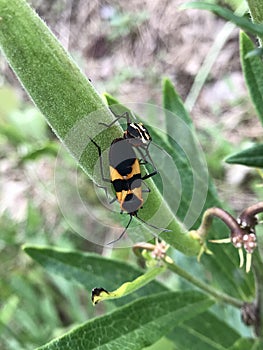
top-left (162, 77), bottom-right (208, 226)
top-left (169, 311), bottom-right (240, 350)
top-left (35, 291), bottom-right (213, 350)
top-left (162, 78), bottom-right (219, 225)
top-left (142, 337), bottom-right (175, 350)
top-left (225, 144), bottom-right (263, 168)
top-left (240, 31), bottom-right (263, 125)
top-left (162, 78), bottom-right (193, 127)
top-left (181, 2), bottom-right (263, 37)
top-left (23, 245), bottom-right (168, 306)
top-left (92, 266), bottom-right (166, 304)
top-left (247, 0), bottom-right (263, 45)
top-left (24, 245), bottom-right (249, 348)
top-left (228, 338), bottom-right (263, 350)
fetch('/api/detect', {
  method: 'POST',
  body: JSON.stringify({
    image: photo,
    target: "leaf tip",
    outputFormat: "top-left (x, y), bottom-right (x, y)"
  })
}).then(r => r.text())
top-left (224, 155), bottom-right (233, 164)
top-left (22, 243), bottom-right (32, 253)
top-left (91, 287), bottom-right (109, 305)
top-left (162, 77), bottom-right (173, 90)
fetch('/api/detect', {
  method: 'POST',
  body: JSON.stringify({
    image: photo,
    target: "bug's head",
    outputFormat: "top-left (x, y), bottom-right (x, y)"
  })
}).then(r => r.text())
top-left (125, 122), bottom-right (151, 147)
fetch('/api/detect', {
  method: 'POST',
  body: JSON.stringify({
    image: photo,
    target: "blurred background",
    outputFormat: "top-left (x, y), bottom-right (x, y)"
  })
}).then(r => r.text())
top-left (0, 0), bottom-right (262, 348)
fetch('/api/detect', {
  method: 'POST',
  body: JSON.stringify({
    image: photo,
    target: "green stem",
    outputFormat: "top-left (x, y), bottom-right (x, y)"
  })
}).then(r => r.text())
top-left (164, 259), bottom-right (243, 309)
top-left (247, 0), bottom-right (263, 45)
top-left (197, 207), bottom-right (241, 239)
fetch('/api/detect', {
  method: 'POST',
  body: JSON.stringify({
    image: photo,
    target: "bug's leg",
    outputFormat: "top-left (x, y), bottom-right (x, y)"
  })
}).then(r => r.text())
top-left (136, 215), bottom-right (171, 233)
top-left (88, 136), bottom-right (112, 200)
top-left (110, 109), bottom-right (131, 122)
top-left (95, 184), bottom-right (111, 201)
top-left (97, 185), bottom-right (117, 205)
top-left (109, 197), bottom-right (118, 205)
top-left (88, 137), bottom-right (111, 183)
top-left (138, 146), bottom-right (158, 173)
top-left (136, 147), bottom-right (149, 165)
top-left (141, 180), bottom-right (151, 193)
top-left (107, 215), bottom-right (133, 245)
top-left (99, 111), bottom-right (130, 128)
top-left (138, 153), bottom-right (149, 166)
top-left (141, 146), bottom-right (158, 180)
top-left (141, 169), bottom-right (158, 181)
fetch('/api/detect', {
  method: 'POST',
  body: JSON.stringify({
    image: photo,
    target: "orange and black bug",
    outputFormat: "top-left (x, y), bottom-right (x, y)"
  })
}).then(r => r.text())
top-left (89, 131), bottom-right (168, 244)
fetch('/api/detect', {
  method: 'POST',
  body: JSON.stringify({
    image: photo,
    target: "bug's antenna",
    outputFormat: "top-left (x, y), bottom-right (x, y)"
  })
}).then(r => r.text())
top-left (107, 215), bottom-right (171, 245)
top-left (137, 216), bottom-right (171, 233)
top-left (107, 215), bottom-right (133, 245)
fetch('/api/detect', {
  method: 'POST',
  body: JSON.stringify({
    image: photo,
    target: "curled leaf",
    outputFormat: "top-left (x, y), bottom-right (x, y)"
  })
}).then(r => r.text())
top-left (92, 265), bottom-right (166, 305)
